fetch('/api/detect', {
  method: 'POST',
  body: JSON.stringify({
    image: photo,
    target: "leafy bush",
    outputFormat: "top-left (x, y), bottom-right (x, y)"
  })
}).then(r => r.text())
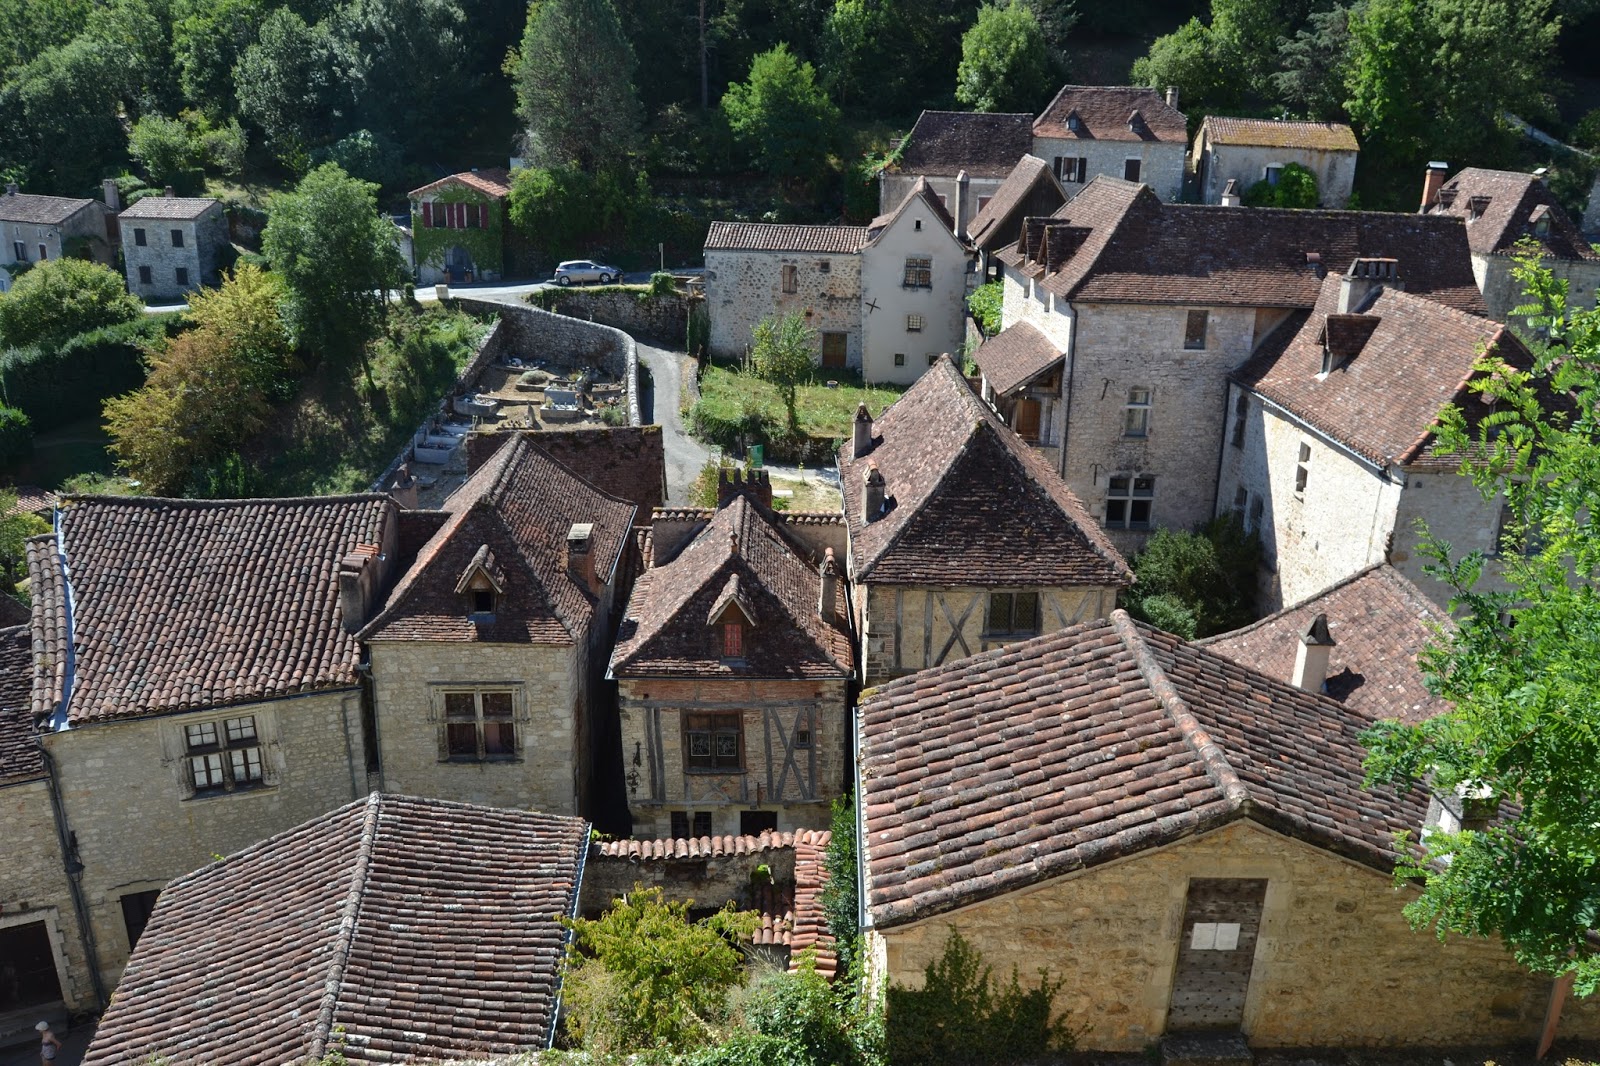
top-left (0, 405), bottom-right (32, 463)
top-left (967, 281), bottom-right (1003, 336)
top-left (0, 257), bottom-right (143, 350)
top-left (1242, 162), bottom-right (1319, 209)
top-left (683, 1033), bottom-right (815, 1066)
top-left (312, 129), bottom-right (404, 189)
top-left (1123, 514), bottom-right (1262, 638)
top-left (821, 796), bottom-right (860, 980)
top-left (740, 964), bottom-right (857, 1066)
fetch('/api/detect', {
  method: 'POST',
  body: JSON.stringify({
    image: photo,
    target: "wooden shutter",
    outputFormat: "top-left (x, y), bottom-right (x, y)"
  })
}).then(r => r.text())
top-left (479, 203), bottom-right (488, 228)
top-left (1014, 398), bottom-right (1042, 441)
top-left (421, 202), bottom-right (432, 228)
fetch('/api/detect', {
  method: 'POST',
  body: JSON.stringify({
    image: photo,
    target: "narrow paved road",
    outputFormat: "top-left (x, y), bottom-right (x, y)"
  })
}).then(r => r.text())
top-left (635, 342), bottom-right (709, 504)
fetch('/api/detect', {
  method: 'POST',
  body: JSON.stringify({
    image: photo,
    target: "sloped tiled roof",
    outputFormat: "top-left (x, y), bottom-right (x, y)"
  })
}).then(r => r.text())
top-left (591, 829), bottom-right (829, 860)
top-left (1232, 273), bottom-right (1526, 468)
top-left (838, 359), bottom-right (1129, 588)
top-left (0, 626), bottom-right (43, 786)
top-left (82, 794), bottom-right (587, 1066)
top-left (609, 494), bottom-right (851, 678)
top-left (705, 222), bottom-right (869, 255)
top-left (1430, 167), bottom-right (1600, 261)
top-left (0, 190), bottom-right (103, 225)
top-left (967, 155), bottom-right (1067, 251)
top-left (895, 111), bottom-right (1034, 178)
top-left (972, 321), bottom-right (1063, 395)
top-left (1201, 117), bottom-right (1359, 152)
top-left (1200, 565), bottom-right (1453, 725)
top-left (859, 611), bottom-right (1430, 928)
top-left (118, 195), bottom-right (221, 221)
top-left (408, 167), bottom-right (513, 200)
top-left (1033, 85), bottom-right (1188, 143)
top-left (362, 435), bottom-right (636, 644)
top-left (996, 177), bottom-right (1485, 313)
top-left (467, 426), bottom-right (667, 520)
top-left (26, 495), bottom-right (393, 725)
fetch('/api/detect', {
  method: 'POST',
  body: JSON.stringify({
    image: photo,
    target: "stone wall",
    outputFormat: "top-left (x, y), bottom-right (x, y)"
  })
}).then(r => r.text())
top-left (0, 779), bottom-right (96, 1012)
top-left (581, 841), bottom-right (799, 916)
top-left (122, 206), bottom-right (228, 302)
top-left (533, 288), bottom-right (693, 347)
top-left (1475, 252), bottom-right (1600, 320)
top-left (455, 298), bottom-right (640, 425)
top-left (1197, 144), bottom-right (1358, 207)
top-left (880, 173), bottom-right (1006, 240)
top-left (1031, 139), bottom-right (1187, 203)
top-left (1391, 467), bottom-right (1506, 606)
top-left (873, 819), bottom-right (1597, 1050)
top-left (705, 249), bottom-right (863, 366)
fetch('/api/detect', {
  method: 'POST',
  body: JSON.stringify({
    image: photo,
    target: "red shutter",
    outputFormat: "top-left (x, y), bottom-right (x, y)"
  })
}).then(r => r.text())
top-left (479, 203), bottom-right (488, 229)
top-left (422, 202), bottom-right (432, 228)
top-left (456, 203), bottom-right (465, 229)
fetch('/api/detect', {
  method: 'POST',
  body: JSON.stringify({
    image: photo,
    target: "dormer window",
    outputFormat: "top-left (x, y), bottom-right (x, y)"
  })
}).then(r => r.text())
top-left (1066, 110), bottom-right (1082, 133)
top-left (471, 585), bottom-right (495, 615)
top-left (1467, 196), bottom-right (1490, 222)
top-left (1529, 204), bottom-right (1551, 236)
top-left (708, 572), bottom-right (756, 661)
top-left (722, 621), bottom-right (744, 659)
top-left (455, 544), bottom-right (505, 620)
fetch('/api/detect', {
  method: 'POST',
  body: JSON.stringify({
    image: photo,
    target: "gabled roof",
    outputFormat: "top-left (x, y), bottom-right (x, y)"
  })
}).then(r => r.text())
top-left (362, 435), bottom-right (636, 644)
top-left (0, 626), bottom-right (43, 787)
top-left (995, 177), bottom-right (1484, 313)
top-left (408, 167), bottom-right (513, 200)
top-left (1429, 167), bottom-right (1600, 261)
top-left (967, 155), bottom-right (1067, 251)
top-left (972, 321), bottom-right (1063, 395)
top-left (1232, 273), bottom-right (1526, 468)
top-left (1200, 565), bottom-right (1453, 725)
top-left (865, 177), bottom-right (959, 246)
top-left (0, 190), bottom-right (105, 226)
top-left (859, 611), bottom-right (1430, 928)
top-left (82, 794), bottom-right (587, 1066)
top-left (468, 426), bottom-right (667, 521)
top-left (1200, 116), bottom-right (1359, 152)
top-left (837, 359), bottom-right (1129, 588)
top-left (118, 195), bottom-right (221, 221)
top-left (609, 494), bottom-right (851, 679)
top-left (705, 222), bottom-right (869, 255)
top-left (1033, 85), bottom-right (1188, 143)
top-left (895, 110), bottom-right (1034, 178)
top-left (27, 495), bottom-right (394, 725)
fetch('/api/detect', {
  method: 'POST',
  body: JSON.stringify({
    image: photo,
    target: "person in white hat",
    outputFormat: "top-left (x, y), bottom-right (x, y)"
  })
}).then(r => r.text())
top-left (36, 1021), bottom-right (61, 1064)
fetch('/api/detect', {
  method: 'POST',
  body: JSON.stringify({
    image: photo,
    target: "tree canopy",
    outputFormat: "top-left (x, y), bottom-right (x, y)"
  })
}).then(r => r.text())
top-left (747, 311), bottom-right (817, 429)
top-left (722, 44), bottom-right (839, 187)
top-left (954, 0), bottom-right (1051, 114)
top-left (0, 258), bottom-right (143, 350)
top-left (513, 0), bottom-right (642, 173)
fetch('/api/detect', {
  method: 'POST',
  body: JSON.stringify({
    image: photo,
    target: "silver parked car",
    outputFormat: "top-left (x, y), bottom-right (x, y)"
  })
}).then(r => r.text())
top-left (553, 259), bottom-right (622, 286)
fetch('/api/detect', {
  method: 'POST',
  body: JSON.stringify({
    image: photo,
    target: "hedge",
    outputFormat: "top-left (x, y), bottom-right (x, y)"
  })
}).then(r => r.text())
top-left (0, 315), bottom-right (181, 432)
top-left (0, 406), bottom-right (32, 463)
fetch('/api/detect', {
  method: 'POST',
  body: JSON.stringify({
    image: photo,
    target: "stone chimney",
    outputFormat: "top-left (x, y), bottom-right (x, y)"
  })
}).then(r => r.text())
top-left (1165, 86), bottom-right (1179, 110)
top-left (1291, 612), bottom-right (1336, 692)
top-left (1420, 161), bottom-right (1449, 212)
top-left (338, 545), bottom-right (381, 633)
top-left (818, 547), bottom-right (838, 622)
top-left (954, 169), bottom-right (969, 237)
top-left (1337, 258), bottom-right (1401, 314)
top-left (101, 179), bottom-right (120, 212)
top-left (163, 186), bottom-right (176, 198)
top-left (1219, 179), bottom-right (1241, 208)
top-left (862, 463), bottom-right (885, 524)
top-left (852, 403), bottom-right (873, 459)
top-left (567, 522), bottom-right (598, 594)
top-left (387, 461), bottom-right (418, 509)
top-left (717, 467), bottom-right (772, 508)
top-left (4, 182), bottom-right (16, 197)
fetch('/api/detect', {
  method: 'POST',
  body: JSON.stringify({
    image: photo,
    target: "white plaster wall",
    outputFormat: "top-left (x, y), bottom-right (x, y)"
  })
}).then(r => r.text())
top-left (1197, 143), bottom-right (1358, 207)
top-left (705, 249), bottom-right (863, 366)
top-left (1031, 139), bottom-right (1186, 202)
top-left (860, 201), bottom-right (970, 385)
top-left (998, 266), bottom-right (1076, 353)
top-left (880, 174), bottom-right (1007, 239)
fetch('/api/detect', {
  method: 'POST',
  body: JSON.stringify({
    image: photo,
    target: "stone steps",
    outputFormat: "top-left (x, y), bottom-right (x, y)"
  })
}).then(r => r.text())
top-left (1162, 1030), bottom-right (1254, 1066)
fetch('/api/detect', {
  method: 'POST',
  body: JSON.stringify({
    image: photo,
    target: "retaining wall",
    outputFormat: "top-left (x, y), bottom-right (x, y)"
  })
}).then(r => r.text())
top-left (532, 288), bottom-right (692, 347)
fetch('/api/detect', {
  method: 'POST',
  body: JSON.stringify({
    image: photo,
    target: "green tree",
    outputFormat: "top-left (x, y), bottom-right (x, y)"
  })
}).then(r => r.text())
top-left (722, 44), bottom-right (840, 188)
top-left (1362, 254), bottom-right (1600, 996)
top-left (968, 281), bottom-right (1003, 336)
top-left (234, 8), bottom-right (343, 168)
top-left (747, 312), bottom-right (816, 430)
top-left (0, 0), bottom-right (91, 76)
top-left (330, 0), bottom-right (477, 159)
top-left (1272, 4), bottom-right (1352, 120)
top-left (1123, 515), bottom-right (1261, 639)
top-left (1242, 162), bottom-right (1320, 208)
top-left (513, 0), bottom-right (642, 172)
top-left (1208, 0), bottom-right (1300, 95)
top-left (185, 263), bottom-right (298, 400)
top-left (0, 259), bottom-right (142, 350)
top-left (129, 114), bottom-right (200, 185)
top-left (823, 0), bottom-right (906, 110)
top-left (172, 0), bottom-right (267, 117)
top-left (311, 129), bottom-right (403, 189)
top-left (1130, 17), bottom-right (1244, 115)
top-left (0, 37), bottom-right (128, 193)
top-left (507, 165), bottom-right (649, 260)
top-left (954, 0), bottom-right (1050, 114)
top-left (261, 164), bottom-right (405, 373)
top-left (82, 0), bottom-right (181, 118)
top-left (741, 960), bottom-right (861, 1065)
top-left (561, 886), bottom-right (758, 1054)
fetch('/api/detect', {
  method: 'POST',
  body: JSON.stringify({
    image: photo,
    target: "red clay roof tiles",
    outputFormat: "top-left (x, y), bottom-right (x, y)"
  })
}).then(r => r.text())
top-left (1430, 168), bottom-right (1600, 261)
top-left (705, 222), bottom-right (869, 255)
top-left (0, 625), bottom-right (42, 785)
top-left (972, 320), bottom-right (1063, 396)
top-left (967, 155), bottom-right (1067, 251)
top-left (1033, 85), bottom-right (1188, 143)
top-left (465, 426), bottom-right (668, 520)
top-left (408, 168), bottom-right (513, 200)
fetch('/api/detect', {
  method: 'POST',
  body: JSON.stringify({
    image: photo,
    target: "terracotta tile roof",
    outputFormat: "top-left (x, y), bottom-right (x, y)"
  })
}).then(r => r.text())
top-left (1201, 117), bottom-right (1359, 152)
top-left (788, 832), bottom-right (836, 976)
top-left (26, 496), bottom-right (394, 725)
top-left (0, 190), bottom-right (103, 226)
top-left (895, 111), bottom-right (1034, 178)
top-left (6, 485), bottom-right (57, 516)
top-left (609, 495), bottom-right (851, 678)
top-left (704, 221), bottom-right (869, 255)
top-left (1232, 273), bottom-right (1528, 467)
top-left (1033, 85), bottom-right (1188, 143)
top-left (967, 155), bottom-right (1067, 251)
top-left (117, 195), bottom-right (221, 220)
top-left (972, 321), bottom-right (1063, 395)
top-left (838, 359), bottom-right (1129, 588)
top-left (363, 435), bottom-right (636, 644)
top-left (466, 426), bottom-right (667, 520)
top-left (1199, 565), bottom-right (1453, 725)
top-left (591, 829), bottom-right (829, 860)
top-left (82, 794), bottom-right (587, 1066)
top-left (859, 611), bottom-right (1430, 928)
top-left (0, 626), bottom-right (43, 786)
top-left (408, 167), bottom-right (513, 200)
top-left (1429, 167), bottom-right (1600, 261)
top-left (995, 177), bottom-right (1485, 313)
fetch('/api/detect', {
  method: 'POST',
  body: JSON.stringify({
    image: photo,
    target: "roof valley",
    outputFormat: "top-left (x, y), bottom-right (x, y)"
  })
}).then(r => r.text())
top-left (311, 792), bottom-right (384, 1061)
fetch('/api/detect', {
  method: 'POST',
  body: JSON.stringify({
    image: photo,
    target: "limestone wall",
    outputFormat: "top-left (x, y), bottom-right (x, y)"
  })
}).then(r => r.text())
top-left (1391, 467), bottom-right (1506, 606)
top-left (873, 819), bottom-right (1591, 1050)
top-left (0, 779), bottom-right (97, 1012)
top-left (860, 199), bottom-right (971, 385)
top-left (879, 173), bottom-right (1007, 240)
top-left (704, 249), bottom-right (863, 366)
top-left (533, 288), bottom-right (692, 347)
top-left (1197, 143), bottom-right (1358, 208)
top-left (1031, 139), bottom-right (1186, 202)
top-left (1475, 252), bottom-right (1600, 320)
top-left (122, 206), bottom-right (228, 302)
top-left (581, 842), bottom-right (799, 916)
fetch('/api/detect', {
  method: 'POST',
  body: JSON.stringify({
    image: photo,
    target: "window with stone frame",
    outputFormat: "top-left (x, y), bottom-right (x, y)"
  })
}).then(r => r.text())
top-left (1184, 310), bottom-right (1208, 350)
top-left (986, 590), bottom-right (1040, 637)
top-left (133, 228), bottom-right (146, 247)
top-left (1123, 387), bottom-right (1152, 437)
top-left (1231, 393), bottom-right (1248, 447)
top-left (781, 264), bottom-right (798, 293)
top-left (906, 313), bottom-right (924, 332)
top-left (684, 712), bottom-right (743, 772)
top-left (1123, 158), bottom-right (1142, 182)
top-left (1294, 442), bottom-right (1311, 496)
top-left (175, 267), bottom-right (189, 286)
top-left (11, 241), bottom-right (23, 261)
top-left (902, 257), bottom-right (932, 288)
top-left (170, 229), bottom-right (184, 248)
top-left (443, 689), bottom-right (517, 761)
top-left (1105, 474), bottom-right (1155, 529)
top-left (1056, 157), bottom-right (1087, 183)
top-left (817, 259), bottom-right (831, 273)
top-left (183, 715), bottom-right (266, 795)
top-left (1232, 485), bottom-right (1248, 523)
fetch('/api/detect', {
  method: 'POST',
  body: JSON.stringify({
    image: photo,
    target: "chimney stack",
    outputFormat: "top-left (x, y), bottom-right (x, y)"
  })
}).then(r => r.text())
top-left (1337, 258), bottom-right (1401, 314)
top-left (818, 547), bottom-right (838, 622)
top-left (566, 522), bottom-right (598, 594)
top-left (1220, 178), bottom-right (1241, 208)
top-left (163, 185), bottom-right (175, 198)
top-left (954, 169), bottom-right (969, 238)
top-left (717, 467), bottom-right (772, 508)
top-left (101, 178), bottom-right (120, 212)
top-left (337, 547), bottom-right (380, 633)
top-left (4, 182), bottom-right (16, 197)
top-left (1420, 161), bottom-right (1449, 213)
top-left (862, 464), bottom-right (885, 524)
top-left (388, 461), bottom-right (418, 509)
top-left (852, 403), bottom-right (873, 459)
top-left (1291, 613), bottom-right (1336, 692)
top-left (1165, 86), bottom-right (1179, 110)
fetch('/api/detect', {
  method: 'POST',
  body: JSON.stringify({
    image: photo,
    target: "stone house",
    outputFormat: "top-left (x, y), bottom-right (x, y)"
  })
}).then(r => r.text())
top-left (82, 793), bottom-right (587, 1066)
top-left (704, 181), bottom-right (969, 385)
top-left (0, 181), bottom-right (116, 292)
top-left (360, 434), bottom-right (636, 818)
top-left (1192, 117), bottom-right (1360, 207)
top-left (1422, 164), bottom-right (1600, 319)
top-left (966, 154), bottom-right (1066, 281)
top-left (879, 111), bottom-right (1034, 239)
top-left (857, 611), bottom-right (1600, 1051)
top-left (1031, 85), bottom-right (1188, 203)
top-left (609, 474), bottom-right (852, 839)
top-left (408, 168), bottom-right (511, 286)
top-left (1221, 261), bottom-right (1531, 609)
top-left (836, 358), bottom-right (1130, 687)
top-left (986, 176), bottom-right (1482, 554)
top-left (117, 191), bottom-right (229, 302)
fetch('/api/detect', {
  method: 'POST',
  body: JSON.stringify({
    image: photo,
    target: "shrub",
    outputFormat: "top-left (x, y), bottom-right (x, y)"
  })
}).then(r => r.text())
top-left (821, 796), bottom-right (860, 980)
top-left (967, 281), bottom-right (1002, 336)
top-left (0, 317), bottom-right (172, 432)
top-left (0, 258), bottom-right (143, 350)
top-left (683, 1032), bottom-right (814, 1066)
top-left (0, 405), bottom-right (32, 464)
top-left (1123, 514), bottom-right (1262, 637)
top-left (740, 964), bottom-right (857, 1066)
top-left (1242, 162), bottom-right (1319, 209)
top-left (647, 271), bottom-right (677, 297)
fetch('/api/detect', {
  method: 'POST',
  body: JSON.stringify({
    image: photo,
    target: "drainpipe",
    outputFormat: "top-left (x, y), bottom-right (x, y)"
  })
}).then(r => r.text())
top-left (1058, 307), bottom-right (1078, 482)
top-left (39, 743), bottom-right (108, 1010)
top-left (852, 705), bottom-right (869, 937)
top-left (548, 824), bottom-right (591, 1050)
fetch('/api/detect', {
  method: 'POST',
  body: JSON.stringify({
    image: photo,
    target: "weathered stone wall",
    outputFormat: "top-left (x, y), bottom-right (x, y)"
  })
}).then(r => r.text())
top-left (1475, 252), bottom-right (1600, 320)
top-left (1, 203), bottom-right (114, 276)
top-left (858, 583), bottom-right (1114, 687)
top-left (0, 779), bottom-right (96, 1012)
top-left (616, 677), bottom-right (849, 838)
top-left (122, 206), bottom-right (228, 301)
top-left (705, 249), bottom-right (863, 365)
top-left (534, 288), bottom-right (692, 347)
top-left (1391, 467), bottom-right (1506, 606)
top-left (860, 199), bottom-right (971, 385)
top-left (45, 690), bottom-right (366, 990)
top-left (1197, 143), bottom-right (1358, 207)
top-left (1031, 139), bottom-right (1187, 202)
top-left (581, 843), bottom-right (798, 916)
top-left (873, 819), bottom-right (1594, 1050)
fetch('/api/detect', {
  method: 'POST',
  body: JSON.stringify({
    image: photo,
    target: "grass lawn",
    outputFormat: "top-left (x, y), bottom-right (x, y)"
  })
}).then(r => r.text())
top-left (695, 363), bottom-right (905, 440)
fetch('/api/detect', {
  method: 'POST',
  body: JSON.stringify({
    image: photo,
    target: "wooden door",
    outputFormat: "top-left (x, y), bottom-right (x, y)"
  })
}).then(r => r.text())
top-left (821, 332), bottom-right (847, 368)
top-left (1165, 878), bottom-right (1267, 1031)
top-left (1013, 398), bottom-right (1042, 441)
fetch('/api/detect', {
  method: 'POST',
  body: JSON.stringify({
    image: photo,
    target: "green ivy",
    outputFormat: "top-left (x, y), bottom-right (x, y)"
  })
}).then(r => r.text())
top-left (411, 184), bottom-right (505, 277)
